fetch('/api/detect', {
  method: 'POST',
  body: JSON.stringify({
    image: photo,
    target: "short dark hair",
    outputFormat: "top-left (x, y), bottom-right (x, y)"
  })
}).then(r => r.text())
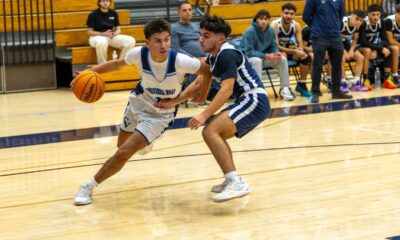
top-left (368, 3), bottom-right (381, 13)
top-left (396, 3), bottom-right (400, 13)
top-left (281, 3), bottom-right (297, 12)
top-left (98, 0), bottom-right (111, 8)
top-left (200, 15), bottom-right (231, 37)
top-left (144, 19), bottom-right (171, 39)
top-left (178, 1), bottom-right (190, 10)
top-left (351, 9), bottom-right (365, 18)
top-left (253, 9), bottom-right (271, 22)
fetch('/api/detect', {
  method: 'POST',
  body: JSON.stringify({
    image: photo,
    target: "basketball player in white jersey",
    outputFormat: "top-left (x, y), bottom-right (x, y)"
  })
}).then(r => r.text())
top-left (73, 19), bottom-right (211, 205)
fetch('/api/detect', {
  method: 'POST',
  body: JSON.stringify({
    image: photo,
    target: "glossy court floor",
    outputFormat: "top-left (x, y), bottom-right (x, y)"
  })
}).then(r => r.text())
top-left (1, 85), bottom-right (400, 240)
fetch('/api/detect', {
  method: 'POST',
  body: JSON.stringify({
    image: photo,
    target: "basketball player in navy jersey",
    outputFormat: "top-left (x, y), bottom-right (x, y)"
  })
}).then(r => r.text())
top-left (384, 3), bottom-right (400, 87)
top-left (359, 4), bottom-right (398, 89)
top-left (339, 10), bottom-right (369, 92)
top-left (73, 19), bottom-right (211, 205)
top-left (157, 15), bottom-right (271, 203)
top-left (271, 3), bottom-right (312, 98)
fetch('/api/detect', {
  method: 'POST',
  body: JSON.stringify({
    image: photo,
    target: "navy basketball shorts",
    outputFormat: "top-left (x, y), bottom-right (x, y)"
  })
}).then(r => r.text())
top-left (224, 88), bottom-right (271, 138)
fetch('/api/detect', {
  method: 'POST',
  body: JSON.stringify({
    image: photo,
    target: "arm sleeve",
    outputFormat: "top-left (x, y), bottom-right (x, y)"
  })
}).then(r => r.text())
top-left (175, 53), bottom-right (201, 74)
top-left (216, 50), bottom-right (241, 81)
top-left (124, 47), bottom-right (142, 65)
top-left (302, 0), bottom-right (314, 26)
top-left (114, 11), bottom-right (120, 27)
top-left (171, 26), bottom-right (192, 56)
top-left (86, 12), bottom-right (95, 28)
top-left (241, 30), bottom-right (265, 58)
top-left (380, 21), bottom-right (390, 47)
top-left (384, 18), bottom-right (393, 32)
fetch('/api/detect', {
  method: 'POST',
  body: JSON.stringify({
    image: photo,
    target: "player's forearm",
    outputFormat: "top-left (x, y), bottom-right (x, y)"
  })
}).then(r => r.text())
top-left (196, 72), bottom-right (212, 103)
top-left (177, 80), bottom-right (201, 103)
top-left (89, 59), bottom-right (125, 74)
top-left (201, 86), bottom-right (232, 118)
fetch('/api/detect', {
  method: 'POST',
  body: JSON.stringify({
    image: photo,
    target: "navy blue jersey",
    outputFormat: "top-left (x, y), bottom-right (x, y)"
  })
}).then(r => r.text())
top-left (341, 16), bottom-right (359, 45)
top-left (274, 18), bottom-right (296, 48)
top-left (384, 14), bottom-right (400, 42)
top-left (206, 42), bottom-right (264, 98)
top-left (363, 16), bottom-right (382, 45)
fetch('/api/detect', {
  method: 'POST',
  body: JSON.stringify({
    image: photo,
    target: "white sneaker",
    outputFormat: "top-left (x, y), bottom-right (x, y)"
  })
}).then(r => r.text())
top-left (137, 135), bottom-right (163, 155)
top-left (280, 87), bottom-right (295, 101)
top-left (74, 183), bottom-right (93, 206)
top-left (212, 176), bottom-right (250, 203)
top-left (211, 179), bottom-right (229, 193)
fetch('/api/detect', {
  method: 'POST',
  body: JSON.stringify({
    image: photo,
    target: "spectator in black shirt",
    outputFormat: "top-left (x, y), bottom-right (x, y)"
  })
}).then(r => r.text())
top-left (86, 0), bottom-right (136, 64)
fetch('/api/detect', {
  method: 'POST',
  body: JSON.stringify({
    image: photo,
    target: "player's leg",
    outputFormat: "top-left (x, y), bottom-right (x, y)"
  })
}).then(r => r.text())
top-left (206, 91), bottom-right (270, 202)
top-left (360, 48), bottom-right (373, 90)
top-left (203, 111), bottom-right (237, 174)
top-left (293, 54), bottom-right (312, 97)
top-left (381, 48), bottom-right (397, 89)
top-left (338, 49), bottom-right (351, 93)
top-left (390, 45), bottom-right (399, 85)
top-left (350, 50), bottom-right (369, 91)
top-left (74, 131), bottom-right (148, 206)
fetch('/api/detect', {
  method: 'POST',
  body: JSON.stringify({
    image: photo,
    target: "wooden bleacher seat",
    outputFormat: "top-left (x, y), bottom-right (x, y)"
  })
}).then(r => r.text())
top-left (56, 25), bottom-right (145, 47)
top-left (208, 1), bottom-right (305, 19)
top-left (1, 0), bottom-right (115, 15)
top-left (0, 10), bottom-right (130, 31)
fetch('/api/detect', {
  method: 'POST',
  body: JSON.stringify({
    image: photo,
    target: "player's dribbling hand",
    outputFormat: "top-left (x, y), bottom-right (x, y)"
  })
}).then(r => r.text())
top-left (155, 99), bottom-right (178, 109)
top-left (188, 114), bottom-right (207, 130)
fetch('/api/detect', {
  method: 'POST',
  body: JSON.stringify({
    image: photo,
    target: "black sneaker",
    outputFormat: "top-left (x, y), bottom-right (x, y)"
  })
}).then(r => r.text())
top-left (311, 95), bottom-right (319, 103)
top-left (332, 92), bottom-right (353, 99)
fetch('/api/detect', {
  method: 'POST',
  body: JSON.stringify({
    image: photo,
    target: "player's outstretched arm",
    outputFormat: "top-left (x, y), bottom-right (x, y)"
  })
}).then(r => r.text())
top-left (155, 77), bottom-right (202, 109)
top-left (188, 78), bottom-right (234, 130)
top-left (88, 59), bottom-right (128, 74)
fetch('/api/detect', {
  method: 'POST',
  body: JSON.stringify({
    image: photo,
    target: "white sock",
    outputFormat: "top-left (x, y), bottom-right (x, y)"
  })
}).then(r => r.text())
top-left (86, 177), bottom-right (99, 188)
top-left (224, 171), bottom-right (238, 182)
top-left (299, 79), bottom-right (306, 83)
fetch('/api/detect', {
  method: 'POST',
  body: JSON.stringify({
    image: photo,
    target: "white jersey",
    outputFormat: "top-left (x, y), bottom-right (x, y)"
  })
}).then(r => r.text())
top-left (124, 46), bottom-right (200, 113)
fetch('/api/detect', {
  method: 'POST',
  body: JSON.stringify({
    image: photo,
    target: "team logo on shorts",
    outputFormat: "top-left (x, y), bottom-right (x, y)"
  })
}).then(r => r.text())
top-left (123, 117), bottom-right (131, 128)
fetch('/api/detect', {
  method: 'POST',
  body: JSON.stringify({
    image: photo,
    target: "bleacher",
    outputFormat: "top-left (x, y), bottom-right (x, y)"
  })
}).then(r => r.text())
top-left (51, 0), bottom-right (307, 91)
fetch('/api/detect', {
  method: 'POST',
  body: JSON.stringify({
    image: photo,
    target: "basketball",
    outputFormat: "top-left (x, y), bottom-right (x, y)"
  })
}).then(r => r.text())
top-left (71, 71), bottom-right (105, 103)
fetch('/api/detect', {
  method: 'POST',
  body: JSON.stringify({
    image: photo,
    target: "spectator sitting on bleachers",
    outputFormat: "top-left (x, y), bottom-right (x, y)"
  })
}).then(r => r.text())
top-left (271, 3), bottom-right (312, 97)
top-left (171, 2), bottom-right (206, 89)
top-left (241, 9), bottom-right (295, 101)
top-left (86, 0), bottom-right (136, 64)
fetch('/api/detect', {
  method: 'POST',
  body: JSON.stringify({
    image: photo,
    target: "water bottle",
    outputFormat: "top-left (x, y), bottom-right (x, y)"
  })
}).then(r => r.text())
top-left (374, 67), bottom-right (381, 89)
top-left (112, 50), bottom-right (118, 60)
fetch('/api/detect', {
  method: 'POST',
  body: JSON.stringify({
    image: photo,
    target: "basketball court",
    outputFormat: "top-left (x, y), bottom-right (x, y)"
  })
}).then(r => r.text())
top-left (1, 87), bottom-right (400, 239)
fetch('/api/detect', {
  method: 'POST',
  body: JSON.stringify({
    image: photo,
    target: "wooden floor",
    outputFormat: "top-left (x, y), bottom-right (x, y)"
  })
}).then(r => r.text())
top-left (1, 85), bottom-right (400, 239)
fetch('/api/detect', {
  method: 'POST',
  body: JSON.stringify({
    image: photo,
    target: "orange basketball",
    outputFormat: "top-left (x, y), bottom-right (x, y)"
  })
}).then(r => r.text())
top-left (71, 71), bottom-right (105, 103)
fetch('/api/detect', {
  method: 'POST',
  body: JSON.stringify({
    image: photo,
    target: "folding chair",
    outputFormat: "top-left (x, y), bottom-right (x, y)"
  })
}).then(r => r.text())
top-left (263, 59), bottom-right (300, 98)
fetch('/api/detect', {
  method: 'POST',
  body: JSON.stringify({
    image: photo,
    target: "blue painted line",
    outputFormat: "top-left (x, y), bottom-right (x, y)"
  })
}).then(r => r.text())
top-left (387, 236), bottom-right (400, 240)
top-left (1, 95), bottom-right (400, 149)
